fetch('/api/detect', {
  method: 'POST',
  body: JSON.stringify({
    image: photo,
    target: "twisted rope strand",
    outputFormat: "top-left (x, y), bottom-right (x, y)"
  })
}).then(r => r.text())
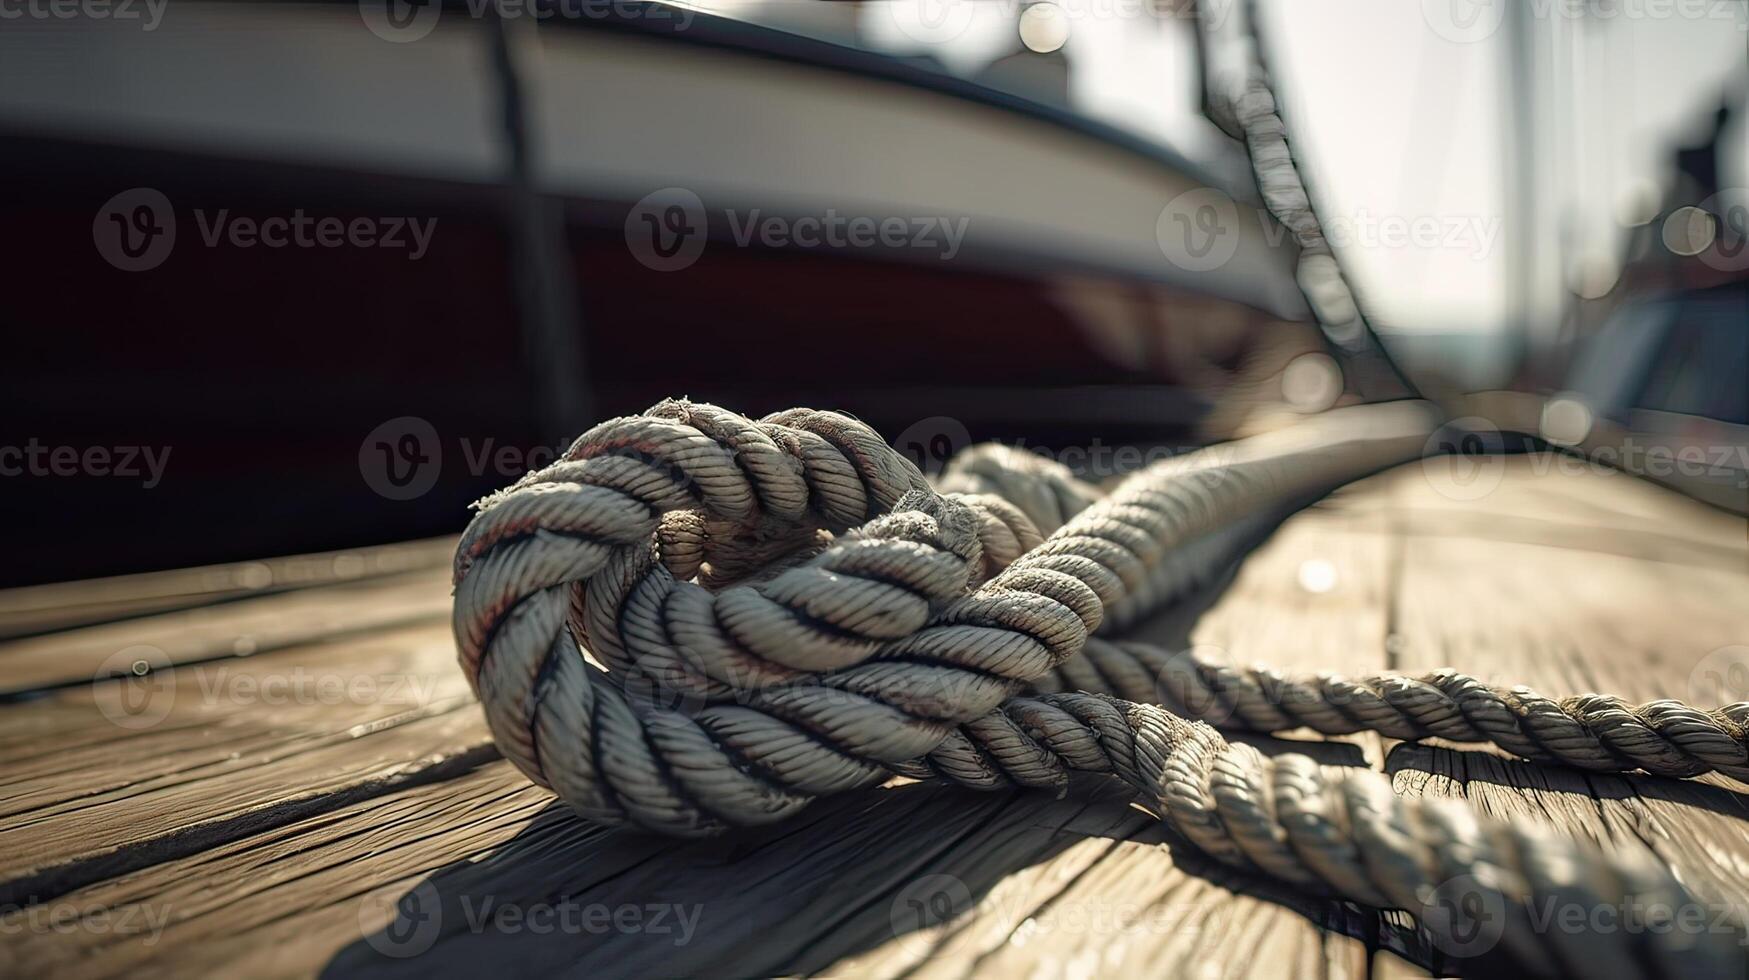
top-left (453, 399), bottom-right (1747, 977)
top-left (1028, 639), bottom-right (1749, 784)
top-left (909, 692), bottom-right (1746, 979)
top-left (940, 428), bottom-right (1749, 786)
top-left (454, 398), bottom-right (1307, 835)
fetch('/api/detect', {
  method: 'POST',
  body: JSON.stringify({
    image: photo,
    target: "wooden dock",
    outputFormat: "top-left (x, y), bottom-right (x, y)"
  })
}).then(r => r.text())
top-left (3, 456), bottom-right (1746, 978)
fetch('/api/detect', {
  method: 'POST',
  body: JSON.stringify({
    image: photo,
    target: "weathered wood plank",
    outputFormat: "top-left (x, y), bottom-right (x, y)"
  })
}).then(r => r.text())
top-left (0, 566), bottom-right (452, 697)
top-left (0, 619), bottom-right (494, 908)
top-left (1377, 457), bottom-right (1749, 970)
top-left (0, 537), bottom-right (455, 641)
top-left (1, 457), bottom-right (1742, 979)
top-left (0, 760), bottom-right (1377, 980)
top-left (0, 762), bottom-right (546, 979)
top-left (1166, 498), bottom-right (1398, 769)
top-left (0, 493), bottom-right (1408, 980)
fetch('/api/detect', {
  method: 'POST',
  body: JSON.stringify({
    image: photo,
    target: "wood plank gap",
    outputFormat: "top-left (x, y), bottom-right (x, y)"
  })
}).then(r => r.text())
top-left (0, 741), bottom-right (500, 910)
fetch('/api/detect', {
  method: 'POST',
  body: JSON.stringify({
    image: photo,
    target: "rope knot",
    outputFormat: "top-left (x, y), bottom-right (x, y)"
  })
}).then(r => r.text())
top-left (449, 399), bottom-right (1190, 835)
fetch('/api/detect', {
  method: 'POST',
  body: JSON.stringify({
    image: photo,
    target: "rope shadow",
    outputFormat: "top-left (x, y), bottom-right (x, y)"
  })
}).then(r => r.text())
top-left (328, 494), bottom-right (1411, 977)
top-left (1384, 740), bottom-right (1749, 822)
top-left (331, 478), bottom-right (1740, 979)
top-left (325, 750), bottom-right (1492, 980)
top-left (324, 778), bottom-right (1093, 979)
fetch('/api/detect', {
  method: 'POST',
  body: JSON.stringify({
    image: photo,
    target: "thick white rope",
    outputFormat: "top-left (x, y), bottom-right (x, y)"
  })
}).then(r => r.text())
top-left (952, 435), bottom-right (1749, 785)
top-left (1036, 639), bottom-right (1749, 784)
top-left (898, 692), bottom-right (1745, 978)
top-left (451, 399), bottom-right (1747, 977)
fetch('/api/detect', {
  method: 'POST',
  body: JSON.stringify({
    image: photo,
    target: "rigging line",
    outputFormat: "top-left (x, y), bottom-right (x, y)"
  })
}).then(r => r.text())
top-left (1245, 0), bottom-right (1421, 400)
top-left (489, 1), bottom-right (593, 445)
top-left (1195, 0), bottom-right (1422, 402)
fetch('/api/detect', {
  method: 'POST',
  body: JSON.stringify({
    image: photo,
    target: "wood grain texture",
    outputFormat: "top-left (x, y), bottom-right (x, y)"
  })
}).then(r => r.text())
top-left (0, 537), bottom-right (455, 641)
top-left (1377, 458), bottom-right (1749, 969)
top-left (0, 618), bottom-right (491, 908)
top-left (0, 565), bottom-right (453, 697)
top-left (1, 456), bottom-right (1744, 979)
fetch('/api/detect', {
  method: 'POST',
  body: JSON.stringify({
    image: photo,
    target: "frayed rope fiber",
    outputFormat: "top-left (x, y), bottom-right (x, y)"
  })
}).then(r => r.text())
top-left (452, 399), bottom-right (1748, 978)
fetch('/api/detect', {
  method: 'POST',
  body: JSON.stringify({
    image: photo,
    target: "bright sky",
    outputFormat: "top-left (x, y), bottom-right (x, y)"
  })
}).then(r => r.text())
top-left (699, 0), bottom-right (1747, 337)
top-left (1256, 0), bottom-right (1746, 337)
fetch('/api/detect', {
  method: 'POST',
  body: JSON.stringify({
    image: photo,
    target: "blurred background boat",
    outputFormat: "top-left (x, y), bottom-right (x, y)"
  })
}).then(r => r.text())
top-left (0, 0), bottom-right (1742, 586)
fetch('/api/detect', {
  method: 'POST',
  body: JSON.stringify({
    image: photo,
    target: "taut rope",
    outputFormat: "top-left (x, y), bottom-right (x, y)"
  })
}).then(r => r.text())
top-left (452, 398), bottom-right (1747, 978)
top-left (1041, 639), bottom-right (1749, 783)
top-left (950, 442), bottom-right (1749, 785)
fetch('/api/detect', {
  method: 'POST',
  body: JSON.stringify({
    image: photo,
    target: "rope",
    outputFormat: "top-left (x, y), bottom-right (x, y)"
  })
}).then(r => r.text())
top-left (1037, 640), bottom-right (1749, 784)
top-left (1195, 0), bottom-right (1418, 400)
top-left (941, 432), bottom-right (1749, 786)
top-left (897, 692), bottom-right (1744, 978)
top-left (451, 399), bottom-right (1747, 977)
